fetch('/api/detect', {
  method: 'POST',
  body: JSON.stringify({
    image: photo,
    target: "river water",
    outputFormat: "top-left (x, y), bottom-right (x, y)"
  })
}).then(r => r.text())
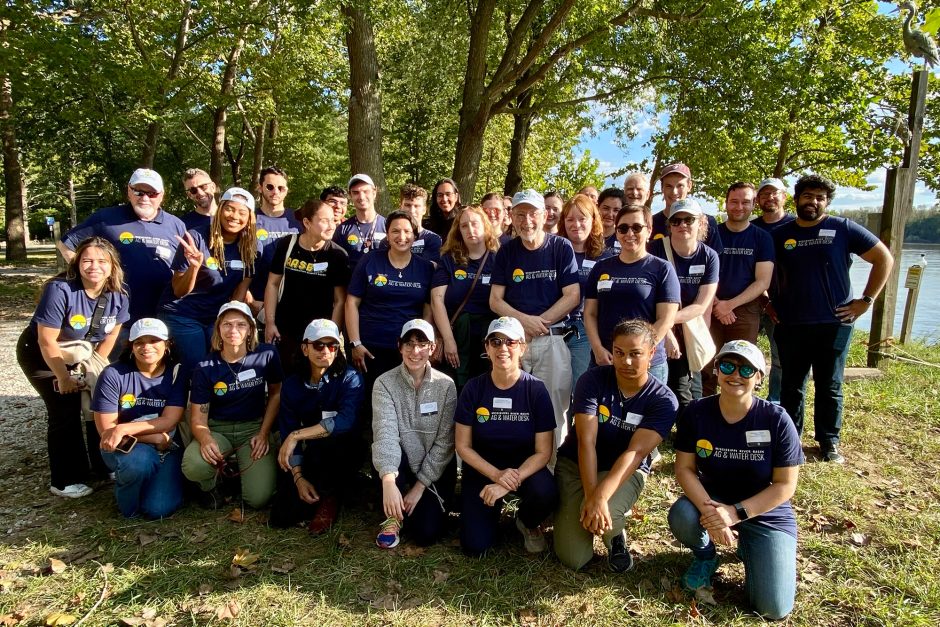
top-left (850, 244), bottom-right (940, 341)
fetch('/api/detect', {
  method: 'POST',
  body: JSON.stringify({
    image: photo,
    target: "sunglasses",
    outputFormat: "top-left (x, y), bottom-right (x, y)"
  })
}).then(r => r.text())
top-left (669, 216), bottom-right (698, 227)
top-left (187, 182), bottom-right (212, 195)
top-left (307, 341), bottom-right (339, 352)
top-left (616, 223), bottom-right (646, 234)
top-left (487, 337), bottom-right (522, 348)
top-left (131, 188), bottom-right (161, 198)
top-left (265, 183), bottom-right (287, 193)
top-left (717, 360), bottom-right (758, 379)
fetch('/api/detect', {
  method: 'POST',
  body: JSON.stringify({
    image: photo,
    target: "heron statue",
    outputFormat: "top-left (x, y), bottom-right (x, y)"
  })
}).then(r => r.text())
top-left (898, 2), bottom-right (940, 67)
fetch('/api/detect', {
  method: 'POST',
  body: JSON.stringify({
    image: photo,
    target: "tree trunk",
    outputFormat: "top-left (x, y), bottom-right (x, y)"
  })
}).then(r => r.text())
top-left (1, 72), bottom-right (27, 261)
top-left (343, 1), bottom-right (388, 212)
top-left (503, 80), bottom-right (535, 195)
top-left (250, 122), bottom-right (266, 191)
top-left (67, 174), bottom-right (78, 228)
top-left (224, 120), bottom-right (246, 185)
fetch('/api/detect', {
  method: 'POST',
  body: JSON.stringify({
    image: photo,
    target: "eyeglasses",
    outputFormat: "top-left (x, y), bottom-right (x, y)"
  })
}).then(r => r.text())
top-left (717, 360), bottom-right (758, 379)
top-left (187, 183), bottom-right (212, 195)
top-left (487, 337), bottom-right (522, 348)
top-left (131, 188), bottom-right (161, 198)
top-left (307, 341), bottom-right (339, 352)
top-left (669, 216), bottom-right (698, 227)
top-left (403, 341), bottom-right (431, 351)
top-left (616, 223), bottom-right (646, 234)
top-left (436, 191), bottom-right (456, 199)
top-left (265, 183), bottom-right (287, 193)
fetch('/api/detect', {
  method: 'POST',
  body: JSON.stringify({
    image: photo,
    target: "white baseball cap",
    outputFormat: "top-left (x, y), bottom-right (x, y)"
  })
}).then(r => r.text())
top-left (220, 187), bottom-right (256, 212)
top-left (511, 189), bottom-right (545, 212)
top-left (217, 301), bottom-right (255, 325)
top-left (303, 319), bottom-right (341, 343)
top-left (485, 316), bottom-right (526, 341)
top-left (348, 173), bottom-right (375, 189)
top-left (669, 198), bottom-right (704, 216)
top-left (129, 318), bottom-right (169, 342)
top-left (400, 319), bottom-right (434, 342)
top-left (128, 168), bottom-right (164, 193)
top-left (757, 178), bottom-right (786, 194)
top-left (715, 340), bottom-right (767, 375)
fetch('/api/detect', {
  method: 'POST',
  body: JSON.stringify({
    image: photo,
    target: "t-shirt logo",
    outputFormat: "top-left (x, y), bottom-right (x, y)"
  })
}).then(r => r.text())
top-left (120, 394), bottom-right (136, 409)
top-left (653, 233), bottom-right (664, 240)
top-left (213, 382), bottom-right (228, 396)
top-left (373, 274), bottom-right (388, 287)
top-left (256, 228), bottom-right (269, 242)
top-left (475, 407), bottom-right (490, 423)
top-left (597, 404), bottom-right (611, 423)
top-left (454, 269), bottom-right (468, 281)
top-left (347, 234), bottom-right (360, 246)
top-left (69, 314), bottom-right (87, 330)
top-left (118, 231), bottom-right (135, 244)
top-left (205, 257), bottom-right (220, 270)
top-left (784, 238), bottom-right (797, 251)
top-left (695, 439), bottom-right (714, 458)
top-left (511, 269), bottom-right (525, 283)
top-left (599, 273), bottom-right (610, 281)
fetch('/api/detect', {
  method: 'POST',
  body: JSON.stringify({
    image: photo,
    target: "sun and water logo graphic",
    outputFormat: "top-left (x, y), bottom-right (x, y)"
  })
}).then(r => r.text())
top-left (118, 232), bottom-right (135, 245)
top-left (511, 269), bottom-right (525, 283)
top-left (205, 257), bottom-right (220, 270)
top-left (69, 314), bottom-right (88, 330)
top-left (373, 274), bottom-right (388, 287)
top-left (695, 439), bottom-right (714, 458)
top-left (475, 407), bottom-right (490, 423)
top-left (454, 269), bottom-right (468, 281)
top-left (256, 228), bottom-right (269, 242)
top-left (120, 394), bottom-right (136, 409)
top-left (784, 238), bottom-right (797, 251)
top-left (597, 404), bottom-right (611, 423)
top-left (213, 382), bottom-right (228, 396)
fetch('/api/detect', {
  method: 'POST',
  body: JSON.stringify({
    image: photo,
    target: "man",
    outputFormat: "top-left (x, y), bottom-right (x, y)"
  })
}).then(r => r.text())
top-left (597, 188), bottom-right (625, 255)
top-left (543, 191), bottom-right (564, 234)
top-left (249, 166), bottom-right (302, 306)
top-left (58, 168), bottom-right (187, 325)
top-left (482, 191), bottom-right (512, 244)
top-left (751, 177), bottom-right (794, 403)
top-left (180, 168), bottom-right (217, 231)
top-left (320, 185), bottom-right (349, 225)
top-left (490, 189), bottom-right (580, 449)
top-left (651, 163), bottom-right (723, 253)
top-left (390, 183), bottom-right (441, 265)
top-left (624, 172), bottom-right (651, 206)
top-left (333, 173), bottom-right (386, 271)
top-left (772, 174), bottom-right (893, 463)
top-left (702, 182), bottom-right (774, 396)
top-left (578, 186), bottom-right (599, 205)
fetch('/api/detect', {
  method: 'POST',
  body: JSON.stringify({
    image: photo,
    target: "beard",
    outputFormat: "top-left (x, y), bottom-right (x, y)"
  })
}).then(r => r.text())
top-left (795, 201), bottom-right (822, 221)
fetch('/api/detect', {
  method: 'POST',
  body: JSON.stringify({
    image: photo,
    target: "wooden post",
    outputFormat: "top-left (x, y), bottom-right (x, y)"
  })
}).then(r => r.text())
top-left (53, 222), bottom-right (66, 272)
top-left (899, 264), bottom-right (924, 344)
top-left (867, 69), bottom-right (929, 366)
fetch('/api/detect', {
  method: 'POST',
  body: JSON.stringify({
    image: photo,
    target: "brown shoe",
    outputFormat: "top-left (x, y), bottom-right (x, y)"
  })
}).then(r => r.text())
top-left (307, 495), bottom-right (338, 535)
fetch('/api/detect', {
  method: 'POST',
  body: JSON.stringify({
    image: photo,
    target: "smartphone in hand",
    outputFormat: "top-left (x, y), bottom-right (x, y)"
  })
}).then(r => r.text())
top-left (115, 435), bottom-right (137, 454)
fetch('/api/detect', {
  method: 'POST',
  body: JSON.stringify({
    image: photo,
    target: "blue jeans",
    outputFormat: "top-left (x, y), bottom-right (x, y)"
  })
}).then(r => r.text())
top-left (668, 496), bottom-right (796, 620)
top-left (102, 444), bottom-right (183, 519)
top-left (649, 361), bottom-right (668, 385)
top-left (774, 322), bottom-right (851, 445)
top-left (163, 314), bottom-right (214, 370)
top-left (566, 318), bottom-right (592, 392)
top-left (760, 313), bottom-right (782, 403)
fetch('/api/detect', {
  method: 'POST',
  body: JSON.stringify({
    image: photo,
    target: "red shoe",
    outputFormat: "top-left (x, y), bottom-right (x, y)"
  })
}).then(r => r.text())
top-left (307, 495), bottom-right (338, 535)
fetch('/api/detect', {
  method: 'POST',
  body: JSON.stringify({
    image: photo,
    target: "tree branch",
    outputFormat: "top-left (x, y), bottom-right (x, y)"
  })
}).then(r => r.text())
top-left (122, 1), bottom-right (152, 67)
top-left (501, 74), bottom-right (680, 114)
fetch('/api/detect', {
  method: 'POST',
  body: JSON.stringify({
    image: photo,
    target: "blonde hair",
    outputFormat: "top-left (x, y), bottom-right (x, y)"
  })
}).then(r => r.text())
top-left (208, 199), bottom-right (257, 278)
top-left (441, 205), bottom-right (500, 266)
top-left (210, 310), bottom-right (258, 352)
top-left (557, 193), bottom-right (605, 258)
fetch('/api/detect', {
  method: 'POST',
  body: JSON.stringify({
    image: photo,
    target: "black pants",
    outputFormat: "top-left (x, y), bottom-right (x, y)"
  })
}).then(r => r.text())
top-left (16, 328), bottom-right (106, 489)
top-left (392, 452), bottom-right (457, 546)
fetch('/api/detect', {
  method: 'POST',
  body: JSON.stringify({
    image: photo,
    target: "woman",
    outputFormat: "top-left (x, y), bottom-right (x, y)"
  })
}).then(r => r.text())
top-left (424, 178), bottom-right (460, 238)
top-left (455, 316), bottom-right (558, 556)
top-left (481, 192), bottom-right (512, 244)
top-left (182, 301), bottom-right (282, 509)
top-left (669, 340), bottom-right (802, 620)
top-left (584, 204), bottom-right (680, 383)
top-left (557, 194), bottom-right (613, 389)
top-left (92, 318), bottom-right (186, 518)
top-left (17, 236), bottom-right (129, 498)
top-left (373, 320), bottom-right (457, 548)
top-left (649, 198), bottom-right (719, 411)
top-left (264, 199), bottom-right (349, 368)
top-left (270, 319), bottom-right (364, 534)
top-left (160, 187), bottom-right (260, 369)
top-left (431, 205), bottom-right (499, 391)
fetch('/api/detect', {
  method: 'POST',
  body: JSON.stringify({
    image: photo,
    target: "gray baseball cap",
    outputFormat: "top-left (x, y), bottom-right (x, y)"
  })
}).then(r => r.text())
top-left (715, 340), bottom-right (767, 375)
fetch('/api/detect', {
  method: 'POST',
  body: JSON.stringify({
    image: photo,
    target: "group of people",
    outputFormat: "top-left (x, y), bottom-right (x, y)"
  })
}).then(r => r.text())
top-left (17, 162), bottom-right (895, 621)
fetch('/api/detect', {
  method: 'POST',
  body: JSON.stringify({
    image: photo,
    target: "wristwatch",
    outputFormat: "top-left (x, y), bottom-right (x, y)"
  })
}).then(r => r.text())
top-left (860, 295), bottom-right (874, 305)
top-left (351, 340), bottom-right (363, 348)
top-left (734, 502), bottom-right (750, 522)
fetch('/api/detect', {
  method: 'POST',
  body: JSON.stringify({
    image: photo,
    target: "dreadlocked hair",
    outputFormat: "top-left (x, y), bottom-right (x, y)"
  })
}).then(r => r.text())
top-left (208, 199), bottom-right (257, 278)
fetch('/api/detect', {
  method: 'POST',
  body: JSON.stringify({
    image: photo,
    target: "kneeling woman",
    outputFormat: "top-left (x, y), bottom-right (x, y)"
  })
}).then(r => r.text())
top-left (270, 319), bottom-right (364, 534)
top-left (372, 320), bottom-right (457, 549)
top-left (93, 318), bottom-right (187, 518)
top-left (669, 340), bottom-right (802, 620)
top-left (182, 301), bottom-right (283, 509)
top-left (554, 319), bottom-right (678, 571)
top-left (455, 317), bottom-right (558, 556)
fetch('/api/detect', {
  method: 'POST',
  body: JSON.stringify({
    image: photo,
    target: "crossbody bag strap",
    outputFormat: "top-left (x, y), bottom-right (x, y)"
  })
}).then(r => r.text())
top-left (277, 233), bottom-right (298, 302)
top-left (83, 294), bottom-right (109, 341)
top-left (449, 249), bottom-right (491, 326)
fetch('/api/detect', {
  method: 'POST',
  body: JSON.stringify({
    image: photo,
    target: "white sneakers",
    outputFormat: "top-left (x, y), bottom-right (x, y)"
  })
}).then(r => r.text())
top-left (50, 484), bottom-right (92, 499)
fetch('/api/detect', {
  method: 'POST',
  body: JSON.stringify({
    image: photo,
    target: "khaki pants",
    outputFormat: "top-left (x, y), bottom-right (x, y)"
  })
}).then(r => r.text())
top-left (521, 334), bottom-right (572, 450)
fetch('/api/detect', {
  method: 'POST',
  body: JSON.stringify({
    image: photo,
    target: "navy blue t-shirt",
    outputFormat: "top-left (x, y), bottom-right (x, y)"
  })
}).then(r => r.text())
top-left (491, 234), bottom-right (580, 320)
top-left (559, 367), bottom-right (678, 472)
top-left (676, 395), bottom-right (804, 538)
top-left (190, 344), bottom-right (284, 422)
top-left (62, 205), bottom-right (187, 321)
top-left (585, 254), bottom-right (680, 365)
top-left (715, 223), bottom-right (774, 300)
top-left (649, 239), bottom-right (719, 308)
top-left (455, 371), bottom-right (556, 469)
top-left (92, 360), bottom-right (189, 423)
top-left (651, 211), bottom-right (724, 254)
top-left (348, 249), bottom-right (434, 349)
top-left (333, 215), bottom-right (387, 270)
top-left (771, 216), bottom-right (880, 325)
top-left (432, 252), bottom-right (496, 317)
top-left (751, 213), bottom-right (795, 232)
top-left (572, 249), bottom-right (615, 319)
top-left (603, 233), bottom-right (621, 257)
top-left (250, 211), bottom-right (302, 299)
top-left (31, 279), bottom-right (130, 343)
top-left (180, 210), bottom-right (212, 232)
top-left (382, 228), bottom-right (443, 266)
top-left (159, 225), bottom-right (260, 324)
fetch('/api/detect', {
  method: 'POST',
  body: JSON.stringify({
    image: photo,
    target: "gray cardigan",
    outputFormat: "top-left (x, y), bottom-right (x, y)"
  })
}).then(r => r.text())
top-left (371, 363), bottom-right (456, 486)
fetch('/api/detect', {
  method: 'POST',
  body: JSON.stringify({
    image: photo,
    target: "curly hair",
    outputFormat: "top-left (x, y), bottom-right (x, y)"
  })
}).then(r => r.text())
top-left (208, 199), bottom-right (257, 278)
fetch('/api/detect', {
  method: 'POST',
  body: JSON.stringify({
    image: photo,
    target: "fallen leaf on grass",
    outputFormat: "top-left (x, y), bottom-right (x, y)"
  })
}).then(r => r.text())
top-left (100, 563), bottom-right (114, 574)
top-left (578, 601), bottom-right (595, 616)
top-left (43, 559), bottom-right (67, 575)
top-left (659, 576), bottom-right (672, 591)
top-left (227, 508), bottom-right (246, 524)
top-left (694, 587), bottom-right (717, 606)
top-left (190, 528), bottom-right (209, 543)
top-left (231, 549), bottom-right (259, 569)
top-left (0, 615), bottom-right (21, 626)
top-left (398, 596), bottom-right (422, 610)
top-left (843, 519), bottom-right (857, 530)
top-left (518, 608), bottom-right (538, 625)
top-left (850, 532), bottom-right (871, 547)
top-left (215, 600), bottom-right (240, 620)
top-left (43, 613), bottom-right (75, 626)
top-left (271, 560), bottom-right (295, 574)
top-left (398, 544), bottom-right (426, 558)
top-left (137, 532), bottom-right (158, 547)
top-left (666, 585), bottom-right (685, 604)
top-left (432, 569), bottom-right (449, 584)
top-left (337, 533), bottom-right (352, 548)
top-left (689, 600), bottom-right (701, 618)
top-left (197, 583), bottom-right (213, 596)
top-left (0, 579), bottom-right (15, 592)
top-left (369, 594), bottom-right (397, 610)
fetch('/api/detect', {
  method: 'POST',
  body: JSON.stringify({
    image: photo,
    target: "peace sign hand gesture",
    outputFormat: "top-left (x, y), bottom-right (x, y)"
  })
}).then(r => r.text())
top-left (175, 232), bottom-right (204, 268)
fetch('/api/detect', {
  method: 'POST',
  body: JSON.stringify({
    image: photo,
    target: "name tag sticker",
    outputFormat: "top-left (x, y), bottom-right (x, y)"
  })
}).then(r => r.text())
top-left (104, 321), bottom-right (116, 333)
top-left (413, 239), bottom-right (425, 247)
top-left (481, 275), bottom-right (491, 284)
top-left (312, 262), bottom-right (328, 272)
top-left (229, 260), bottom-right (245, 270)
top-left (597, 279), bottom-right (613, 291)
top-left (420, 402), bottom-right (438, 414)
top-left (582, 259), bottom-right (596, 270)
top-left (322, 410), bottom-right (337, 420)
top-left (689, 265), bottom-right (706, 275)
top-left (624, 412), bottom-right (643, 426)
top-left (237, 369), bottom-right (256, 382)
top-left (818, 229), bottom-right (836, 238)
top-left (373, 233), bottom-right (386, 241)
top-left (493, 397), bottom-right (513, 409)
top-left (156, 245), bottom-right (171, 259)
top-left (745, 429), bottom-right (772, 447)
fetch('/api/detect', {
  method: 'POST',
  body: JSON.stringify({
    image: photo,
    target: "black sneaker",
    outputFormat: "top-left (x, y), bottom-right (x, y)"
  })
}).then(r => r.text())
top-left (822, 444), bottom-right (845, 464)
top-left (608, 531), bottom-right (634, 573)
top-left (197, 485), bottom-right (226, 510)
